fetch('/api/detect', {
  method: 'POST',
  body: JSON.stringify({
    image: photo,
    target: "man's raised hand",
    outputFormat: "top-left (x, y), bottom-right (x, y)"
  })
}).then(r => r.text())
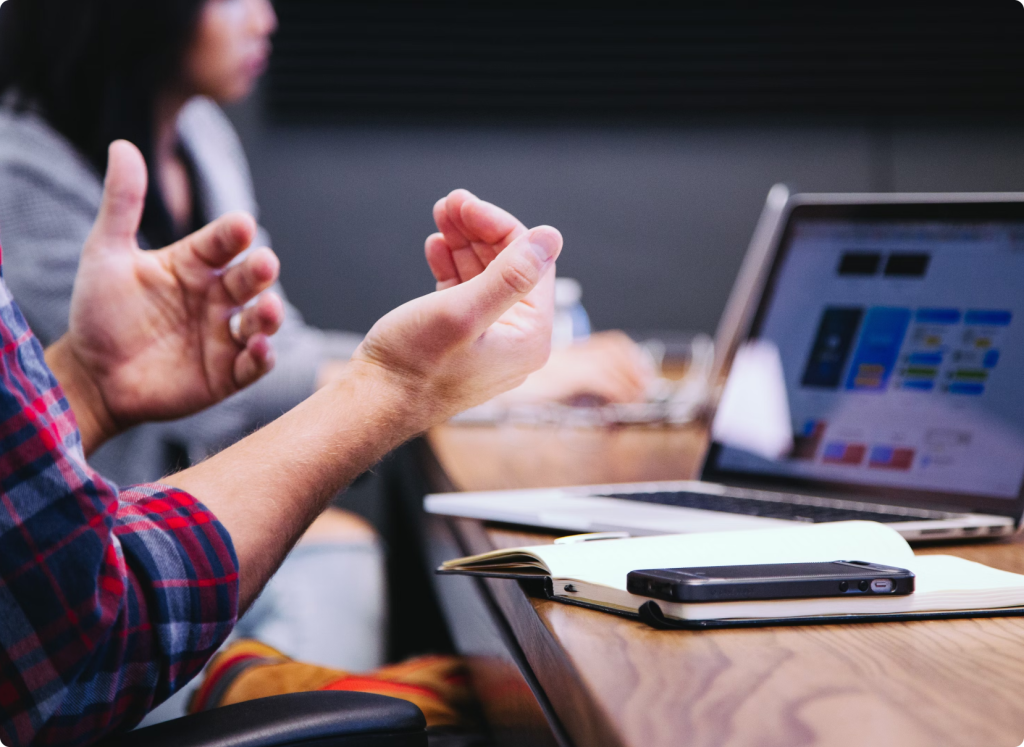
top-left (47, 140), bottom-right (284, 454)
top-left (353, 192), bottom-right (562, 428)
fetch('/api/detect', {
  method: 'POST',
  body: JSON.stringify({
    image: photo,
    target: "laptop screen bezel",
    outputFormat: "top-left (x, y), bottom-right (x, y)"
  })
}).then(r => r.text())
top-left (701, 196), bottom-right (1024, 521)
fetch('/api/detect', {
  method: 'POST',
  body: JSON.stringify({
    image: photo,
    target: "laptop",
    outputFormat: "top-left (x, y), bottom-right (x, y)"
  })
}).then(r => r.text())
top-left (426, 188), bottom-right (1024, 542)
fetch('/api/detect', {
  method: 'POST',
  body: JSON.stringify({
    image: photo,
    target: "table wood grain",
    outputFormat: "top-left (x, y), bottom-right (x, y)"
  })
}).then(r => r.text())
top-left (426, 423), bottom-right (1024, 747)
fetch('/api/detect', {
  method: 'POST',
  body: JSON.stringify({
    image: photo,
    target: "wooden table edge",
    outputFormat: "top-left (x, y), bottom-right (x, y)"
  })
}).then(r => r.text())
top-left (416, 438), bottom-right (625, 747)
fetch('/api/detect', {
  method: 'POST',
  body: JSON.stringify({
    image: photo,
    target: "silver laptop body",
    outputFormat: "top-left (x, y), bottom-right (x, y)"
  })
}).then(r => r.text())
top-left (427, 189), bottom-right (1024, 542)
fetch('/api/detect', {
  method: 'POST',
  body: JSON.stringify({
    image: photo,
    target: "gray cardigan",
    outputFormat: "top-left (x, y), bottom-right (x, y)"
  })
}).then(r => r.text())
top-left (0, 96), bottom-right (362, 484)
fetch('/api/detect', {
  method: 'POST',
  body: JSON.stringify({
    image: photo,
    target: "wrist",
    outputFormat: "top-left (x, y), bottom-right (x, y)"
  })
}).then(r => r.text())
top-left (331, 357), bottom-right (438, 439)
top-left (315, 359), bottom-right (350, 390)
top-left (44, 337), bottom-right (119, 455)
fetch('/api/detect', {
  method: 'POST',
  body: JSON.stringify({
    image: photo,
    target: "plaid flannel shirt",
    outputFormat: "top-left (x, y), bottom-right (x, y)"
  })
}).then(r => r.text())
top-left (0, 252), bottom-right (240, 747)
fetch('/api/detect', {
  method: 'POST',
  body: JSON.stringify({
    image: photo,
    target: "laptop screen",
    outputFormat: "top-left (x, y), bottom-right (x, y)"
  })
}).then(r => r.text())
top-left (704, 200), bottom-right (1024, 515)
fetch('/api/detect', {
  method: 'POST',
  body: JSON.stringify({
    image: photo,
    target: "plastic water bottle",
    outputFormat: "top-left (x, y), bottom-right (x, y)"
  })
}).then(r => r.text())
top-left (552, 278), bottom-right (591, 348)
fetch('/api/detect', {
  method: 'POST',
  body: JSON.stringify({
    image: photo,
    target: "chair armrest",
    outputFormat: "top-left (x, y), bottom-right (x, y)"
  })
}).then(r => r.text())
top-left (101, 691), bottom-right (427, 747)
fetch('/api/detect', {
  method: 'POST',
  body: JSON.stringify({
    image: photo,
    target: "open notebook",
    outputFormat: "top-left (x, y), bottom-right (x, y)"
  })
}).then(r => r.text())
top-left (439, 522), bottom-right (1024, 628)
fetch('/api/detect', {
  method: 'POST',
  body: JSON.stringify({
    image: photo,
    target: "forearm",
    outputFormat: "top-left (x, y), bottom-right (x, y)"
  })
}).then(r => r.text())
top-left (164, 359), bottom-right (426, 607)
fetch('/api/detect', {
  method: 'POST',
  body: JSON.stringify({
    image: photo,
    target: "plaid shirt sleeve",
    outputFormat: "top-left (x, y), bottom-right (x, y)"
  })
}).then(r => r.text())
top-left (0, 272), bottom-right (240, 746)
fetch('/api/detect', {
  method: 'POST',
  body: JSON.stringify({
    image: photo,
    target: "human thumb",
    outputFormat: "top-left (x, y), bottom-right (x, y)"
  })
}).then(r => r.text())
top-left (446, 226), bottom-right (562, 333)
top-left (86, 140), bottom-right (148, 254)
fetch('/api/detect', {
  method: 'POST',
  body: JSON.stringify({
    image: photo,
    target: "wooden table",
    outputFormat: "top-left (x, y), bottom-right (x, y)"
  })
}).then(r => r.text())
top-left (417, 423), bottom-right (1024, 747)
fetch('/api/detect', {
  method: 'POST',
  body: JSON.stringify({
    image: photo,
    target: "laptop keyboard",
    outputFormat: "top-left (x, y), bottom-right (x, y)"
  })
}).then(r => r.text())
top-left (597, 490), bottom-right (956, 524)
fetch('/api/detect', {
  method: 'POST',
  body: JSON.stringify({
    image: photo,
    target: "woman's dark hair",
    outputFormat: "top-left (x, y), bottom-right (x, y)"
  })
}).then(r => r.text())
top-left (0, 0), bottom-right (207, 247)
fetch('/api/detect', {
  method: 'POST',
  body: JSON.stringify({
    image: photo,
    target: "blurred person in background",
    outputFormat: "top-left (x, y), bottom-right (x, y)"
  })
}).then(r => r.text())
top-left (0, 0), bottom-right (653, 722)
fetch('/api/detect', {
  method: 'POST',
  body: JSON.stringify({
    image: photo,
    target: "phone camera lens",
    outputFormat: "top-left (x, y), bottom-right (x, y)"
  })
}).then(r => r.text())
top-left (838, 581), bottom-right (849, 592)
top-left (858, 580), bottom-right (870, 591)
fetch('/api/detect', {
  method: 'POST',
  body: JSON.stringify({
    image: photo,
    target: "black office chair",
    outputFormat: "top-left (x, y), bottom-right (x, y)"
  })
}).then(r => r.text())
top-left (101, 691), bottom-right (427, 747)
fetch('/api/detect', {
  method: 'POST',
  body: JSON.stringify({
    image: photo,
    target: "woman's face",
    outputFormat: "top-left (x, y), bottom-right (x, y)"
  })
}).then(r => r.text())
top-left (181, 0), bottom-right (278, 103)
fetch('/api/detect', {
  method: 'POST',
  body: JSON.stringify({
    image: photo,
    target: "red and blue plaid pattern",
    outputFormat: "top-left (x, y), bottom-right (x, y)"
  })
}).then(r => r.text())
top-left (0, 273), bottom-right (240, 747)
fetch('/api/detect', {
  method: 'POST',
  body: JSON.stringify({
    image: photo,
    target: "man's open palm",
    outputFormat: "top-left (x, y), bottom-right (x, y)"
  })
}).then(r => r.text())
top-left (63, 141), bottom-right (284, 434)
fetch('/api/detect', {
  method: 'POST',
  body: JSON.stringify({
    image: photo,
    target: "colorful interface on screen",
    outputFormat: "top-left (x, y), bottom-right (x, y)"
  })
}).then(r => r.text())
top-left (715, 218), bottom-right (1024, 500)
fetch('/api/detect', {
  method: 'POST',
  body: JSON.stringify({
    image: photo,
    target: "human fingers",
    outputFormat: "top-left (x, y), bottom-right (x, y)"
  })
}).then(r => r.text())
top-left (221, 246), bottom-right (281, 304)
top-left (457, 197), bottom-right (524, 270)
top-left (433, 190), bottom-right (480, 244)
top-left (233, 333), bottom-right (276, 388)
top-left (234, 293), bottom-right (285, 341)
top-left (435, 190), bottom-right (488, 281)
top-left (459, 196), bottom-right (526, 250)
top-left (440, 226), bottom-right (562, 335)
top-left (590, 332), bottom-right (658, 389)
top-left (582, 354), bottom-right (652, 403)
top-left (577, 364), bottom-right (647, 404)
top-left (449, 244), bottom-right (485, 283)
top-left (424, 233), bottom-right (460, 290)
top-left (169, 211), bottom-right (258, 270)
top-left (440, 189), bottom-right (523, 246)
top-left (596, 364), bottom-right (650, 402)
top-left (439, 190), bottom-right (527, 274)
top-left (557, 349), bottom-right (646, 403)
top-left (564, 375), bottom-right (635, 405)
top-left (84, 140), bottom-right (148, 255)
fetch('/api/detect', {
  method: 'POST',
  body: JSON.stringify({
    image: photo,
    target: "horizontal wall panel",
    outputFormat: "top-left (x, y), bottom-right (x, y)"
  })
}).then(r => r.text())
top-left (268, 1), bottom-right (1024, 121)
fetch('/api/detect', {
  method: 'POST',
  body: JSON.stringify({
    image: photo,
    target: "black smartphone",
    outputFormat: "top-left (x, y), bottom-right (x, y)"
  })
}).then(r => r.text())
top-left (626, 561), bottom-right (915, 603)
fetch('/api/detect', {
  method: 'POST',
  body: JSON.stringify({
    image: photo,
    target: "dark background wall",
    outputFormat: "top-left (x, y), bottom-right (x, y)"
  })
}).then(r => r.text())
top-left (225, 1), bottom-right (1024, 338)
